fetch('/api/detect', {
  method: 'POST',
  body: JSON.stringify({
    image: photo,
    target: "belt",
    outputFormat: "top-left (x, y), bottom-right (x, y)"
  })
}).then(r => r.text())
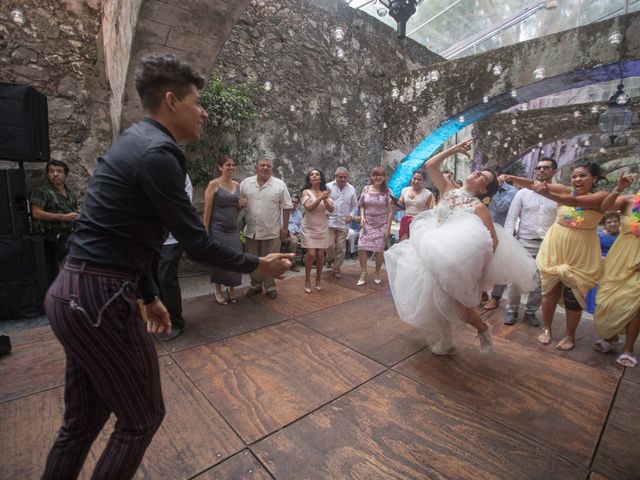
top-left (64, 258), bottom-right (140, 282)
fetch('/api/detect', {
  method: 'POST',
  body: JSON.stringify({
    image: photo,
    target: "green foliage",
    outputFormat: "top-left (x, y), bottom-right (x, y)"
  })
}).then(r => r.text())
top-left (187, 75), bottom-right (263, 186)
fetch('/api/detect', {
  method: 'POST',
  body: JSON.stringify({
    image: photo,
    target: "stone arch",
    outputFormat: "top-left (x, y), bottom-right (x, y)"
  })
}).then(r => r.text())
top-left (107, 0), bottom-right (252, 134)
top-left (383, 12), bottom-right (640, 196)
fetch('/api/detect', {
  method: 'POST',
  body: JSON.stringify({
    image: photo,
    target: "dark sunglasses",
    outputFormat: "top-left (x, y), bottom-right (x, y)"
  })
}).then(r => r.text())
top-left (534, 165), bottom-right (553, 171)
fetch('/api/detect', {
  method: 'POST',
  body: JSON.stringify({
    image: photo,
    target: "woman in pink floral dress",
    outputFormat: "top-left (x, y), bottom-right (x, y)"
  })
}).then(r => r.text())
top-left (356, 167), bottom-right (393, 286)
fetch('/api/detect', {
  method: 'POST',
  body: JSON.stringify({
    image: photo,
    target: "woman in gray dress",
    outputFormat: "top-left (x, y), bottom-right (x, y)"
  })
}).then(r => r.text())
top-left (203, 156), bottom-right (247, 304)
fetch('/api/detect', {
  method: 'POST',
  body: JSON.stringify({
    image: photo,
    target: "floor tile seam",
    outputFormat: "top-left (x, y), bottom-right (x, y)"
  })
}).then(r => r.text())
top-left (0, 382), bottom-right (64, 406)
top-left (164, 352), bottom-right (248, 465)
top-left (474, 332), bottom-right (623, 381)
top-left (244, 368), bottom-right (391, 448)
top-left (387, 365), bottom-right (592, 471)
top-left (163, 316), bottom-right (292, 355)
top-left (622, 368), bottom-right (640, 385)
top-left (247, 289), bottom-right (370, 321)
top-left (185, 450), bottom-right (275, 480)
top-left (167, 329), bottom-right (387, 447)
top-left (588, 371), bottom-right (624, 470)
top-left (291, 289), bottom-right (384, 321)
top-left (289, 317), bottom-right (395, 368)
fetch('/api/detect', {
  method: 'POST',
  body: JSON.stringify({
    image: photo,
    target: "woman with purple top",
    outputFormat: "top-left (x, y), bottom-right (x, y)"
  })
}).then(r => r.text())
top-left (356, 166), bottom-right (393, 286)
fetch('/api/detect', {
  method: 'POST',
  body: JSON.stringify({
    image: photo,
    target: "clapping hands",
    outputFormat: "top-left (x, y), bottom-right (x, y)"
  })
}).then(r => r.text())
top-left (616, 173), bottom-right (637, 192)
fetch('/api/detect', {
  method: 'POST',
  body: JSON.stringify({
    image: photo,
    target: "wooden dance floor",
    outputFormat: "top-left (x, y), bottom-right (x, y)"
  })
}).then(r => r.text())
top-left (1, 264), bottom-right (638, 479)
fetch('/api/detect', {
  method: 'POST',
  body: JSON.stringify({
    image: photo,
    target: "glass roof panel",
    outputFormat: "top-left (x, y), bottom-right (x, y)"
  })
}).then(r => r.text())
top-left (348, 0), bottom-right (638, 58)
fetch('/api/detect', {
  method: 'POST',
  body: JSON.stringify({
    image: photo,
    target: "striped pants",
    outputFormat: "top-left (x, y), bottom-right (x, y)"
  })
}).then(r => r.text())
top-left (42, 261), bottom-right (165, 480)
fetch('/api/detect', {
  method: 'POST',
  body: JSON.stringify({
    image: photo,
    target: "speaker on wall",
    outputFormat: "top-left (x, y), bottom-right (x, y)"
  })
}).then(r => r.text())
top-left (0, 83), bottom-right (50, 162)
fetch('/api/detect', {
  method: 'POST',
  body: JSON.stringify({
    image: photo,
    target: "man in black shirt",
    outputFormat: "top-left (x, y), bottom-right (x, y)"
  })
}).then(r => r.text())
top-left (41, 54), bottom-right (292, 480)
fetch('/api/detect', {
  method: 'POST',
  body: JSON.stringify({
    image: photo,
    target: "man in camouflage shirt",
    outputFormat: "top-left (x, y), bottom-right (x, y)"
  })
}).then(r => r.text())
top-left (30, 159), bottom-right (78, 279)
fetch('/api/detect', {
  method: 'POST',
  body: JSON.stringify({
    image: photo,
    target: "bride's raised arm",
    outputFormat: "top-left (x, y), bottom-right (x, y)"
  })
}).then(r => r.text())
top-left (426, 140), bottom-right (472, 194)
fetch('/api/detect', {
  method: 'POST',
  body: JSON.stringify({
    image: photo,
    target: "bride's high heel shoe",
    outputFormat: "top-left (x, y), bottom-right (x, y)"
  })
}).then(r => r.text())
top-left (356, 273), bottom-right (367, 286)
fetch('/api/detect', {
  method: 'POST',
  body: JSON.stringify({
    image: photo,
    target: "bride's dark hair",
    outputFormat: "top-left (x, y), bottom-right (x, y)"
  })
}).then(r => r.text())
top-left (475, 169), bottom-right (499, 204)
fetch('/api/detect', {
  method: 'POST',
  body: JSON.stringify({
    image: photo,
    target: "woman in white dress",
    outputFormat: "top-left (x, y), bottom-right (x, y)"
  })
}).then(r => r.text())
top-left (385, 140), bottom-right (537, 355)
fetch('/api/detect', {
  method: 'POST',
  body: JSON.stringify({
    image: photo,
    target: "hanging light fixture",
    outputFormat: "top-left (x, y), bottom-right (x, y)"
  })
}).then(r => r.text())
top-left (609, 31), bottom-right (623, 45)
top-left (533, 66), bottom-right (545, 80)
top-left (598, 83), bottom-right (634, 145)
top-left (263, 81), bottom-right (272, 92)
top-left (492, 64), bottom-right (503, 76)
top-left (377, 0), bottom-right (424, 39)
top-left (333, 27), bottom-right (345, 42)
top-left (9, 7), bottom-right (26, 26)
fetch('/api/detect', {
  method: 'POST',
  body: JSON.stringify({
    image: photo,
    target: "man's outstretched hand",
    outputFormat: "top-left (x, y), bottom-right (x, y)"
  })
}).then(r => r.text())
top-left (256, 253), bottom-right (294, 279)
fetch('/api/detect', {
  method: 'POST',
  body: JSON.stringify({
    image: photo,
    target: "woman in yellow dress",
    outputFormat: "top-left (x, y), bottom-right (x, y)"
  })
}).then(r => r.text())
top-left (508, 163), bottom-right (608, 350)
top-left (593, 173), bottom-right (640, 368)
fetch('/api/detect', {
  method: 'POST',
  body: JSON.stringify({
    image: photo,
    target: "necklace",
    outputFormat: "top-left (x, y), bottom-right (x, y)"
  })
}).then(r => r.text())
top-left (630, 192), bottom-right (640, 238)
top-left (561, 189), bottom-right (589, 228)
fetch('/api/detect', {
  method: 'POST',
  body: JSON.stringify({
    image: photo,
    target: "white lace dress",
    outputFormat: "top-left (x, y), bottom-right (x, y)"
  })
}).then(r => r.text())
top-left (384, 188), bottom-right (537, 354)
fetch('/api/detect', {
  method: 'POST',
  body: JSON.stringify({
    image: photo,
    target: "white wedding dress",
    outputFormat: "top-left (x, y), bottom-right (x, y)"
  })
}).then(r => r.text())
top-left (384, 188), bottom-right (538, 354)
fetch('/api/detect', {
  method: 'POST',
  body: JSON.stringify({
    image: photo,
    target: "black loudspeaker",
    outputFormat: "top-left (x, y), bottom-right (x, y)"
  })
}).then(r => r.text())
top-left (0, 169), bottom-right (28, 235)
top-left (0, 332), bottom-right (11, 356)
top-left (0, 83), bottom-right (50, 162)
top-left (0, 235), bottom-right (48, 320)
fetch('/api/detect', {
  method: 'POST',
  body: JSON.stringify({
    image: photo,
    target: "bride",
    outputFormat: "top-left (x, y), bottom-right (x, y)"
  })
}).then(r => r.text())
top-left (385, 140), bottom-right (537, 355)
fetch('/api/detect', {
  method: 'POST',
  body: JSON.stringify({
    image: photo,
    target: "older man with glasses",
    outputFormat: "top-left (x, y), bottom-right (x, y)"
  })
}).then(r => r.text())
top-left (502, 157), bottom-right (559, 326)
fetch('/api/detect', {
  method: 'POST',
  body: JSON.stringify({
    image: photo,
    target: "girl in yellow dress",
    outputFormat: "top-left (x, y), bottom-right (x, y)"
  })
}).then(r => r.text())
top-left (593, 173), bottom-right (640, 368)
top-left (508, 163), bottom-right (608, 350)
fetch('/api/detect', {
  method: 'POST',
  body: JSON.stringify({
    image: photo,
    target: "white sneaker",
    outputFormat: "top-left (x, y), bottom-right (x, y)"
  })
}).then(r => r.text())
top-left (477, 323), bottom-right (493, 355)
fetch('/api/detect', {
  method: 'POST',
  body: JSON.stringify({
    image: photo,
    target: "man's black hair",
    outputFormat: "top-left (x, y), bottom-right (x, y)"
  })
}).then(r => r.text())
top-left (134, 53), bottom-right (206, 112)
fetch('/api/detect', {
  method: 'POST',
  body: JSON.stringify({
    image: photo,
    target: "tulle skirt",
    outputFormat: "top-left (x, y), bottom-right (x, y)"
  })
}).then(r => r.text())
top-left (384, 209), bottom-right (537, 354)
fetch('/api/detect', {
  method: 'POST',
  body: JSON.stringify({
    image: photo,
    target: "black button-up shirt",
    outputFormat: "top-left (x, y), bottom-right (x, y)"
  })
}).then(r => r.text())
top-left (68, 118), bottom-right (259, 301)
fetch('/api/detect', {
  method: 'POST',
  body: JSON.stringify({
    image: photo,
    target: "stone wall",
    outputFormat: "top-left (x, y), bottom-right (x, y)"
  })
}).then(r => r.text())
top-left (209, 0), bottom-right (441, 193)
top-left (381, 12), bottom-right (640, 177)
top-left (119, 0), bottom-right (253, 130)
top-left (1, 0), bottom-right (112, 194)
top-left (102, 0), bottom-right (143, 138)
